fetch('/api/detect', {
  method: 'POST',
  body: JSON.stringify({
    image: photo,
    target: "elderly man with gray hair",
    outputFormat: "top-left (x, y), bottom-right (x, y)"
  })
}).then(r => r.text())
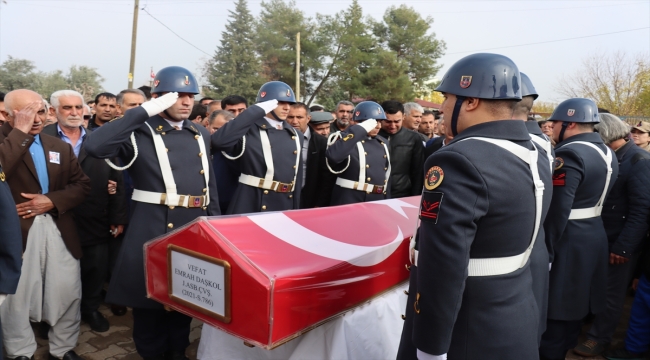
top-left (330, 100), bottom-right (354, 134)
top-left (573, 113), bottom-right (650, 357)
top-left (116, 89), bottom-right (146, 114)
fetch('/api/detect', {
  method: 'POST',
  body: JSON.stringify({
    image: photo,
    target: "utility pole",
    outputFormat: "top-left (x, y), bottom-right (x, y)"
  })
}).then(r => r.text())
top-left (295, 32), bottom-right (300, 101)
top-left (127, 0), bottom-right (140, 89)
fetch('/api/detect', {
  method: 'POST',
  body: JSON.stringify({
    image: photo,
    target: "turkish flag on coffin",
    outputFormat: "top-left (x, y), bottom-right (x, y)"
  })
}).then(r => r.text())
top-left (144, 197), bottom-right (419, 349)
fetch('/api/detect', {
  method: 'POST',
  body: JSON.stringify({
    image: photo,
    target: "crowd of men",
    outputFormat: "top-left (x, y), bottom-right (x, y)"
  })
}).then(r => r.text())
top-left (0, 53), bottom-right (650, 360)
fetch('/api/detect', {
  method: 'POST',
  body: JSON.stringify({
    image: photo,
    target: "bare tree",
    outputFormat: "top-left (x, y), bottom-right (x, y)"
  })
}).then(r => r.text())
top-left (556, 51), bottom-right (649, 116)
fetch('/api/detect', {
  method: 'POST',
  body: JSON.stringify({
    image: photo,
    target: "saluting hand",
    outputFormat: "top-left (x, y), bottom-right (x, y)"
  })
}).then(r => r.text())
top-left (12, 101), bottom-right (41, 134)
top-left (16, 193), bottom-right (55, 219)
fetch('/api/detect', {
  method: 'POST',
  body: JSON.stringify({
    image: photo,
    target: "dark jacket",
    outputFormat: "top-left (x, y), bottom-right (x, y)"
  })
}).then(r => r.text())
top-left (0, 123), bottom-right (91, 259)
top-left (301, 129), bottom-right (336, 208)
top-left (326, 125), bottom-right (391, 205)
top-left (378, 127), bottom-right (424, 198)
top-left (42, 124), bottom-right (128, 246)
top-left (544, 132), bottom-right (619, 321)
top-left (424, 136), bottom-right (445, 160)
top-left (410, 121), bottom-right (553, 359)
top-left (601, 140), bottom-right (650, 257)
top-left (84, 106), bottom-right (220, 308)
top-left (211, 105), bottom-right (303, 214)
top-left (0, 162), bottom-right (22, 294)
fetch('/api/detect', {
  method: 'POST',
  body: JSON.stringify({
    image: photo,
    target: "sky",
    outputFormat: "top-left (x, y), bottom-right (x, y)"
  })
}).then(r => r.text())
top-left (0, 0), bottom-right (649, 104)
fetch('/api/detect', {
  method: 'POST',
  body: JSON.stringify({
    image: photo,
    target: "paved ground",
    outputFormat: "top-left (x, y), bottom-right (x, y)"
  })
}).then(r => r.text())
top-left (17, 292), bottom-right (638, 360)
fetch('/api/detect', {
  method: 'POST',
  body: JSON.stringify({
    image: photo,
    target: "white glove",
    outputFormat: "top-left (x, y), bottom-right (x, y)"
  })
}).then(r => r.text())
top-left (141, 92), bottom-right (179, 117)
top-left (255, 99), bottom-right (279, 114)
top-left (358, 119), bottom-right (378, 133)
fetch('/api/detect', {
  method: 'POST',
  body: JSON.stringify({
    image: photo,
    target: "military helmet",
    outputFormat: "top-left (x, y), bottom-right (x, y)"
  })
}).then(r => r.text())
top-left (353, 101), bottom-right (387, 122)
top-left (435, 53), bottom-right (522, 100)
top-left (151, 66), bottom-right (200, 94)
top-left (256, 81), bottom-right (297, 104)
top-left (520, 72), bottom-right (538, 100)
top-left (548, 98), bottom-right (599, 124)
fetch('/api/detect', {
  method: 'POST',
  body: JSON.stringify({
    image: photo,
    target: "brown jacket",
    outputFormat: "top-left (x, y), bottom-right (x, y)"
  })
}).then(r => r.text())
top-left (0, 123), bottom-right (90, 259)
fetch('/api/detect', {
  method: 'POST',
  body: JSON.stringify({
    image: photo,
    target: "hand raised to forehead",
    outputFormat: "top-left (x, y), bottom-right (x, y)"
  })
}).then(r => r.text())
top-left (13, 101), bottom-right (42, 134)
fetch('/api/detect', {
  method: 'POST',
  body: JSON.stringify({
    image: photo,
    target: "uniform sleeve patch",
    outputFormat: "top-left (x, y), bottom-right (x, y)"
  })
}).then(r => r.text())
top-left (420, 192), bottom-right (443, 224)
top-left (552, 171), bottom-right (566, 186)
top-left (554, 157), bottom-right (564, 170)
top-left (424, 166), bottom-right (444, 190)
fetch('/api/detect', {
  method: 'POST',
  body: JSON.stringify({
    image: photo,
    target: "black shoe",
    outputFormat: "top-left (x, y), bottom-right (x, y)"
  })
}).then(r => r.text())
top-left (49, 351), bottom-right (83, 360)
top-left (110, 304), bottom-right (127, 316)
top-left (143, 355), bottom-right (165, 360)
top-left (10, 356), bottom-right (33, 360)
top-left (81, 310), bottom-right (109, 332)
top-left (164, 350), bottom-right (189, 360)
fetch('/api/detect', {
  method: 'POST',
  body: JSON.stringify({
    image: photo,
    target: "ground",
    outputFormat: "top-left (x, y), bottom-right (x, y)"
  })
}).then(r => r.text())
top-left (22, 293), bottom-right (635, 360)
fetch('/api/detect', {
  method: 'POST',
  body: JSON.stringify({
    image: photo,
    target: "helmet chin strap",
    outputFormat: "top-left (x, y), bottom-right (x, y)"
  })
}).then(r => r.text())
top-left (269, 110), bottom-right (283, 121)
top-left (450, 96), bottom-right (466, 136)
top-left (558, 122), bottom-right (569, 142)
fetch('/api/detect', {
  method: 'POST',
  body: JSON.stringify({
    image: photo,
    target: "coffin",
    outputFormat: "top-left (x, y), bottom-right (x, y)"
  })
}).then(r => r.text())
top-left (144, 197), bottom-right (419, 349)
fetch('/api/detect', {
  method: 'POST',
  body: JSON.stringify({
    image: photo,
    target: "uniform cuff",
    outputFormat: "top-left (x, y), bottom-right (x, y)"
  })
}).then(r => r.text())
top-left (417, 349), bottom-right (447, 360)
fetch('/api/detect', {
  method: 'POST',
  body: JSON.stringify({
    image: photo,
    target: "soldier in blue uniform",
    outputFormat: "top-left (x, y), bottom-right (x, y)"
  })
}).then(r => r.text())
top-left (326, 101), bottom-right (391, 205)
top-left (85, 66), bottom-right (220, 360)
top-left (398, 53), bottom-right (553, 360)
top-left (515, 72), bottom-right (554, 344)
top-left (539, 98), bottom-right (619, 360)
top-left (0, 161), bottom-right (22, 358)
top-left (211, 81), bottom-right (302, 214)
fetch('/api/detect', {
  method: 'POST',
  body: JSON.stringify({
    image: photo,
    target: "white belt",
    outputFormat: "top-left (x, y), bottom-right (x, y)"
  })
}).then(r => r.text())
top-left (460, 137), bottom-right (545, 276)
top-left (530, 134), bottom-right (554, 173)
top-left (238, 127), bottom-right (301, 192)
top-left (558, 141), bottom-right (613, 220)
top-left (335, 178), bottom-right (386, 194)
top-left (132, 189), bottom-right (208, 208)
top-left (132, 122), bottom-right (210, 208)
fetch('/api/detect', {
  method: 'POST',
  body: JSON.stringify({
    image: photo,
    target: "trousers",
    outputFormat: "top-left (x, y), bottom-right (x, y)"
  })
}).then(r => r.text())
top-left (587, 257), bottom-right (637, 343)
top-left (0, 214), bottom-right (81, 358)
top-left (625, 275), bottom-right (650, 353)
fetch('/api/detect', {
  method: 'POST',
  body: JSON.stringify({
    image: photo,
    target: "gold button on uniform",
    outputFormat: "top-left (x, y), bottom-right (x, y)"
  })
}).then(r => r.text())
top-left (198, 152), bottom-right (203, 157)
top-left (293, 165), bottom-right (296, 169)
top-left (202, 206), bottom-right (207, 210)
top-left (169, 206), bottom-right (175, 210)
top-left (165, 148), bottom-right (169, 152)
top-left (202, 188), bottom-right (207, 193)
top-left (383, 155), bottom-right (387, 158)
top-left (289, 195), bottom-right (293, 198)
top-left (366, 164), bottom-right (370, 168)
top-left (361, 140), bottom-right (365, 143)
top-left (292, 136), bottom-right (296, 140)
top-left (384, 167), bottom-right (388, 170)
top-left (262, 124), bottom-right (267, 129)
top-left (262, 205), bottom-right (267, 210)
top-left (364, 152), bottom-right (368, 156)
top-left (264, 190), bottom-right (269, 195)
top-left (194, 135), bottom-right (200, 139)
top-left (367, 177), bottom-right (371, 181)
top-left (167, 223), bottom-right (174, 229)
top-left (384, 180), bottom-right (388, 183)
top-left (200, 170), bottom-right (205, 174)
top-left (161, 132), bottom-right (166, 135)
top-left (293, 150), bottom-right (297, 154)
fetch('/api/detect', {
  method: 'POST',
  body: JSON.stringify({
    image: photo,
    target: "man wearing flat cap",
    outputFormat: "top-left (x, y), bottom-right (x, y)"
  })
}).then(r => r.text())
top-left (309, 111), bottom-right (333, 138)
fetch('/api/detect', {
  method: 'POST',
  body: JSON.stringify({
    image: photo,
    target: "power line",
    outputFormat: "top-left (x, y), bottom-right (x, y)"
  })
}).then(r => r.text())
top-left (448, 27), bottom-right (650, 54)
top-left (141, 6), bottom-right (212, 56)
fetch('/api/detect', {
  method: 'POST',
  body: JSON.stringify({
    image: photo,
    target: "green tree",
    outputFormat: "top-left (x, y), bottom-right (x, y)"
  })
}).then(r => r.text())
top-left (67, 65), bottom-right (105, 101)
top-left (38, 70), bottom-right (69, 100)
top-left (255, 0), bottom-right (321, 99)
top-left (362, 49), bottom-right (413, 102)
top-left (0, 56), bottom-right (41, 92)
top-left (373, 5), bottom-right (446, 96)
top-left (205, 0), bottom-right (263, 103)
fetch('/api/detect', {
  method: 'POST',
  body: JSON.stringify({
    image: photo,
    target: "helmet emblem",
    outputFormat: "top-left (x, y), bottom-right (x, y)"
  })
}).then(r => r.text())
top-left (184, 76), bottom-right (190, 85)
top-left (460, 75), bottom-right (472, 89)
top-left (355, 111), bottom-right (360, 117)
top-left (260, 91), bottom-right (267, 98)
top-left (153, 80), bottom-right (160, 87)
top-left (286, 89), bottom-right (291, 97)
top-left (567, 109), bottom-right (575, 116)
